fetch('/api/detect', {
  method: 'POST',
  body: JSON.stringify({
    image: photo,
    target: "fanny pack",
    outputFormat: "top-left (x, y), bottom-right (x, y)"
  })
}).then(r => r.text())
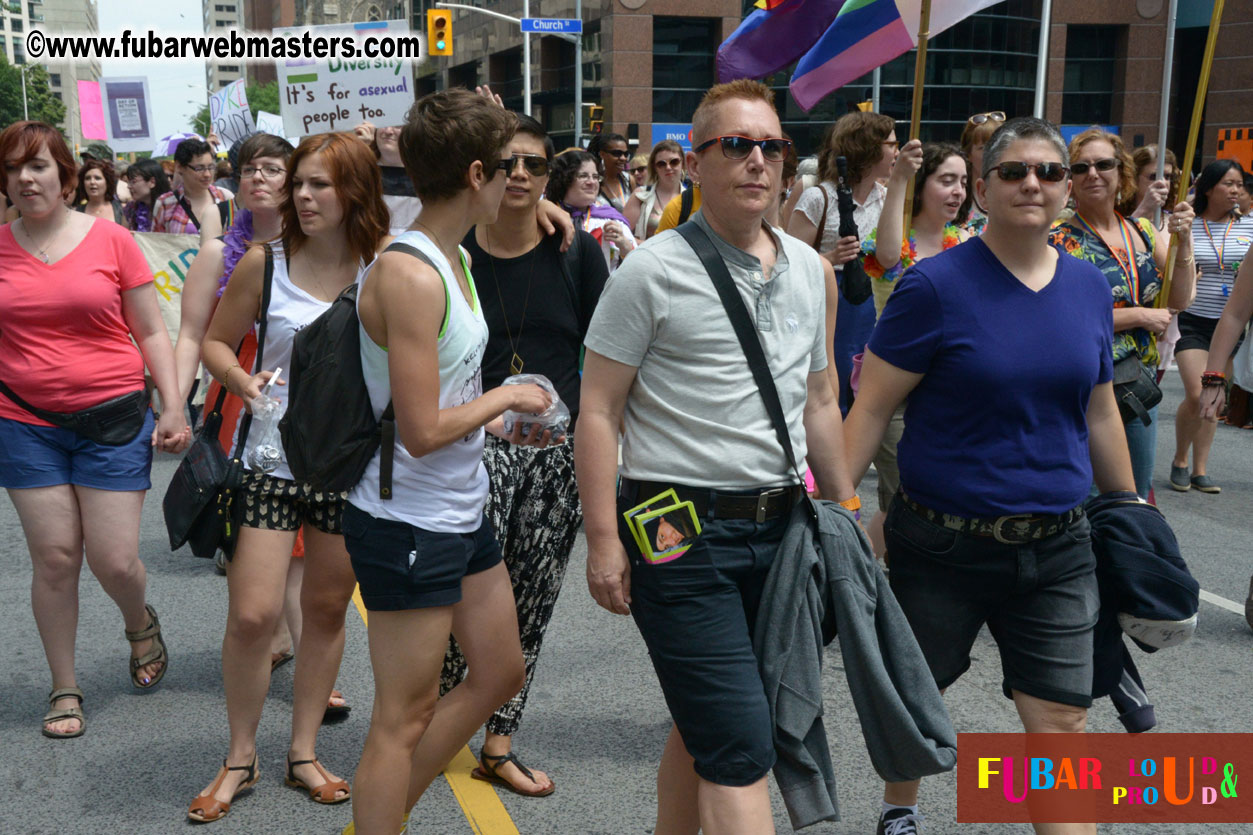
top-left (1112, 354), bottom-right (1161, 427)
top-left (0, 379), bottom-right (151, 446)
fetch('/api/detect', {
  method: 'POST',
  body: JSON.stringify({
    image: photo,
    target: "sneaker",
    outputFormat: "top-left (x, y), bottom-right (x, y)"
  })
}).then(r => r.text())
top-left (1168, 465), bottom-right (1191, 492)
top-left (1190, 474), bottom-right (1220, 494)
top-left (1245, 574), bottom-right (1253, 633)
top-left (877, 808), bottom-right (924, 835)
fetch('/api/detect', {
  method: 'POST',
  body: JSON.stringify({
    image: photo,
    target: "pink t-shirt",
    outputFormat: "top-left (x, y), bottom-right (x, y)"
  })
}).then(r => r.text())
top-left (0, 219), bottom-right (153, 425)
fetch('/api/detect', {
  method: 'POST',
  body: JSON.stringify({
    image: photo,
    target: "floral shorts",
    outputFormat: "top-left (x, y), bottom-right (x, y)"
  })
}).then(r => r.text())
top-left (238, 471), bottom-right (346, 535)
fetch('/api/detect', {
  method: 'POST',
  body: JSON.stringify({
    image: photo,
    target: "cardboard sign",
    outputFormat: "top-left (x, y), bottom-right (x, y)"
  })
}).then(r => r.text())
top-left (275, 20), bottom-right (415, 138)
top-left (210, 80), bottom-right (257, 149)
top-left (100, 77), bottom-right (154, 152)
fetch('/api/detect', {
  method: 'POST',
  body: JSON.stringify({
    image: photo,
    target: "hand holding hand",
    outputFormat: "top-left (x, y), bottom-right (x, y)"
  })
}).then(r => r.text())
top-left (153, 409), bottom-right (190, 453)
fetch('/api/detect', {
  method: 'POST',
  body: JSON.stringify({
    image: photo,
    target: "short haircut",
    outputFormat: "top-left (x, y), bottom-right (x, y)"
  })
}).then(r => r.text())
top-left (125, 158), bottom-right (170, 207)
top-left (819, 111), bottom-right (896, 186)
top-left (399, 89), bottom-right (518, 201)
top-left (513, 114), bottom-right (555, 162)
top-left (0, 121), bottom-right (78, 201)
top-left (647, 139), bottom-right (684, 186)
top-left (74, 158), bottom-right (118, 204)
top-left (215, 159), bottom-right (233, 180)
top-left (980, 116), bottom-right (1068, 179)
top-left (691, 79), bottom-right (776, 148)
top-left (1193, 158), bottom-right (1246, 216)
top-left (911, 142), bottom-right (968, 219)
top-left (238, 132), bottom-right (295, 169)
top-left (1067, 127), bottom-right (1136, 207)
top-left (280, 132), bottom-right (389, 266)
top-left (174, 138), bottom-right (213, 167)
top-left (545, 149), bottom-right (599, 204)
top-left (628, 153), bottom-right (649, 172)
top-left (959, 113), bottom-right (1004, 156)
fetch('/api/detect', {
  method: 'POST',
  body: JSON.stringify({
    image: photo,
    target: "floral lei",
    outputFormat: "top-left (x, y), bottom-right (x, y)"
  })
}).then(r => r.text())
top-left (218, 208), bottom-right (254, 299)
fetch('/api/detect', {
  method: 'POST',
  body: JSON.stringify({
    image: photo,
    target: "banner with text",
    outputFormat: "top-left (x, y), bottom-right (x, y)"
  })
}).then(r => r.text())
top-left (100, 77), bottom-right (154, 152)
top-left (275, 20), bottom-right (415, 137)
top-left (209, 80), bottom-right (256, 149)
top-left (132, 232), bottom-right (201, 349)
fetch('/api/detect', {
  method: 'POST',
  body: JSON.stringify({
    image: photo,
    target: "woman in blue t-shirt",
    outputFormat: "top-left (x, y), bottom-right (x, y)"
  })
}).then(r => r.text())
top-left (1050, 127), bottom-right (1196, 499)
top-left (843, 117), bottom-right (1138, 835)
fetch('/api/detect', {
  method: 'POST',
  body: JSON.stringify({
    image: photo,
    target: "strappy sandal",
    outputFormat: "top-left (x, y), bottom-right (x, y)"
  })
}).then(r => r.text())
top-left (125, 603), bottom-right (168, 689)
top-left (187, 755), bottom-right (259, 823)
top-left (471, 750), bottom-right (556, 797)
top-left (41, 687), bottom-right (85, 739)
top-left (322, 689), bottom-right (351, 722)
top-left (285, 757), bottom-right (351, 804)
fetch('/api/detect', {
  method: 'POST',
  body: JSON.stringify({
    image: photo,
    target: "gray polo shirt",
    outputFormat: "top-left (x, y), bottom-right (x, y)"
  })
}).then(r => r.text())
top-left (584, 210), bottom-right (827, 489)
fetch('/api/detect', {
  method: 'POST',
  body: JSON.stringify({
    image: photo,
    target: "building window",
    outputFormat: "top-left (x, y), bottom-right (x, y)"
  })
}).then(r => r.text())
top-left (220, 65), bottom-right (240, 73)
top-left (12, 18), bottom-right (23, 32)
top-left (652, 17), bottom-right (717, 124)
top-left (49, 72), bottom-right (61, 86)
top-left (1062, 25), bottom-right (1118, 125)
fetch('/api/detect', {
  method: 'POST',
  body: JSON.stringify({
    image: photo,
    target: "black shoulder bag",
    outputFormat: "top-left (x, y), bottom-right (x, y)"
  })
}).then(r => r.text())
top-left (1111, 220), bottom-right (1162, 427)
top-left (675, 222), bottom-right (807, 492)
top-left (162, 244), bottom-right (275, 558)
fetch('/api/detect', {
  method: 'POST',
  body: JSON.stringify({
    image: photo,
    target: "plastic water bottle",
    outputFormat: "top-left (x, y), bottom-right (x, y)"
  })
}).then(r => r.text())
top-left (247, 368), bottom-right (283, 473)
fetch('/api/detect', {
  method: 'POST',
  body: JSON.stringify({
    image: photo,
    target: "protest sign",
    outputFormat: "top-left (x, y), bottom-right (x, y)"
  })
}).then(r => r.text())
top-left (275, 20), bottom-right (415, 137)
top-left (210, 80), bottom-right (257, 148)
top-left (100, 77), bottom-right (154, 152)
top-left (255, 111), bottom-right (289, 142)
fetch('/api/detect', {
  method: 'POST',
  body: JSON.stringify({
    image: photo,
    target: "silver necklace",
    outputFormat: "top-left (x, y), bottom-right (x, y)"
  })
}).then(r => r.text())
top-left (22, 208), bottom-right (72, 263)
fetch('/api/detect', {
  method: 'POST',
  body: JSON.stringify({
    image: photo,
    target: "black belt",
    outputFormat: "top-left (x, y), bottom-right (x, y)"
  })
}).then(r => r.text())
top-left (899, 492), bottom-right (1084, 545)
top-left (619, 478), bottom-right (804, 523)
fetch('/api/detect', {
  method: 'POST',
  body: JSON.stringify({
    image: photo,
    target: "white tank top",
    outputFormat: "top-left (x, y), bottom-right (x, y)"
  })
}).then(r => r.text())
top-left (233, 243), bottom-right (338, 482)
top-left (347, 230), bottom-right (490, 532)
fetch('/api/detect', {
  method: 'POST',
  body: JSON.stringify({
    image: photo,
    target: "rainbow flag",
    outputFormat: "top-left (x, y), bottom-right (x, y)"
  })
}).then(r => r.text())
top-left (716, 0), bottom-right (847, 85)
top-left (790, 0), bottom-right (1002, 111)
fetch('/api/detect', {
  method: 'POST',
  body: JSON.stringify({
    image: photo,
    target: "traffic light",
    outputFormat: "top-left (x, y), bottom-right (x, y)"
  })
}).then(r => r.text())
top-left (588, 104), bottom-right (603, 135)
top-left (427, 9), bottom-right (452, 57)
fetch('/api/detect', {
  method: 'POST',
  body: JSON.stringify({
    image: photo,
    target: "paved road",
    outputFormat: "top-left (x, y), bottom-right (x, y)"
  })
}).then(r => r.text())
top-left (2, 374), bottom-right (1251, 834)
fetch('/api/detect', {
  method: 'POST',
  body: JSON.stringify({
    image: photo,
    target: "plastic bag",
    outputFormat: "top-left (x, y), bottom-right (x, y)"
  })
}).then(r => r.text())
top-left (501, 373), bottom-right (569, 442)
top-left (247, 394), bottom-right (283, 473)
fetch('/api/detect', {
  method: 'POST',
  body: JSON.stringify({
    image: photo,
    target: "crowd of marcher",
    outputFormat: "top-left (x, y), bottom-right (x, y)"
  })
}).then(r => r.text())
top-left (1, 76), bottom-right (1250, 835)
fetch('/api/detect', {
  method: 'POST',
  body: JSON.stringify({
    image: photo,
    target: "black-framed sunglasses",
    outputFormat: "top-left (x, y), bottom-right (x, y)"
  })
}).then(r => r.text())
top-left (968, 111), bottom-right (1006, 126)
top-left (501, 154), bottom-right (550, 177)
top-left (605, 149), bottom-right (631, 159)
top-left (990, 161), bottom-right (1069, 183)
top-left (693, 135), bottom-right (792, 162)
top-left (1069, 157), bottom-right (1119, 176)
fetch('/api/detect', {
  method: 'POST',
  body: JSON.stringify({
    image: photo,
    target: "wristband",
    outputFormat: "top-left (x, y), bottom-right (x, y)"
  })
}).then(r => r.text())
top-left (838, 495), bottom-right (862, 520)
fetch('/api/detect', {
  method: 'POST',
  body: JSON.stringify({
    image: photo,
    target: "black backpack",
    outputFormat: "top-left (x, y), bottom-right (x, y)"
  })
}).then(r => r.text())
top-left (277, 242), bottom-right (437, 499)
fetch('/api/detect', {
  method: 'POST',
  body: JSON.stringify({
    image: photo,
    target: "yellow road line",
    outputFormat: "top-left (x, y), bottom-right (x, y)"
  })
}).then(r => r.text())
top-left (349, 585), bottom-right (520, 835)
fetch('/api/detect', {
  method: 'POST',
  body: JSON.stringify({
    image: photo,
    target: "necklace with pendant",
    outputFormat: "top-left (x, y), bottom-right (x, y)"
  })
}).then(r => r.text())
top-left (23, 208), bottom-right (71, 263)
top-left (486, 226), bottom-right (539, 376)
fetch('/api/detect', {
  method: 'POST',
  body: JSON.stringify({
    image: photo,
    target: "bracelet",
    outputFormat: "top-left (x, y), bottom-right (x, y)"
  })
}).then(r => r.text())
top-left (838, 495), bottom-right (862, 512)
top-left (1201, 372), bottom-right (1226, 388)
top-left (222, 363), bottom-right (242, 389)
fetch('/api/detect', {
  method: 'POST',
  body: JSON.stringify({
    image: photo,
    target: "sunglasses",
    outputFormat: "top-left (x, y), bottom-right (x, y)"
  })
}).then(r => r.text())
top-left (502, 154), bottom-right (550, 177)
top-left (605, 149), bottom-right (631, 159)
top-left (968, 111), bottom-right (1006, 126)
top-left (693, 135), bottom-right (792, 162)
top-left (1069, 157), bottom-right (1119, 176)
top-left (656, 159), bottom-right (683, 170)
top-left (990, 161), bottom-right (1069, 183)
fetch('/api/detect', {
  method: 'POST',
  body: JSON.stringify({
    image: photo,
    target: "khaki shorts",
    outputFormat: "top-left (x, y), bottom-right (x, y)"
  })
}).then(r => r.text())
top-left (872, 406), bottom-right (906, 514)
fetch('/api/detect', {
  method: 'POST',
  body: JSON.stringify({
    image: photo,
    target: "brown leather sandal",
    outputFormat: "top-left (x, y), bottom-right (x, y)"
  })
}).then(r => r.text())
top-left (187, 755), bottom-right (259, 822)
top-left (41, 687), bottom-right (85, 739)
top-left (471, 750), bottom-right (556, 797)
top-left (285, 757), bottom-right (351, 804)
top-left (125, 603), bottom-right (168, 689)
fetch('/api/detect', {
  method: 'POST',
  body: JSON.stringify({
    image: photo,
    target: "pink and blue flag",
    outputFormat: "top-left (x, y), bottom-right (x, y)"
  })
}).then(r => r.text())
top-left (790, 0), bottom-right (1003, 111)
top-left (716, 0), bottom-right (848, 85)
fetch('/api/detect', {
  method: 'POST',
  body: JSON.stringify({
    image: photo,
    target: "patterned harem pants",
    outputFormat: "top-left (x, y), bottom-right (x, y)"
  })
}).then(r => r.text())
top-left (439, 432), bottom-right (582, 736)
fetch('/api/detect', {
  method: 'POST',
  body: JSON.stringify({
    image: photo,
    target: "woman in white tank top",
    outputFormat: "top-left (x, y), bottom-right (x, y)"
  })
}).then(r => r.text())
top-left (346, 89), bottom-right (556, 835)
top-left (193, 133), bottom-right (390, 823)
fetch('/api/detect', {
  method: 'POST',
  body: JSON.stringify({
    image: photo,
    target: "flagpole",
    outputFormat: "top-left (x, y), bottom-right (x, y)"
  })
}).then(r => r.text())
top-left (901, 0), bottom-right (932, 226)
top-left (1153, 0), bottom-right (1179, 228)
top-left (1033, 0), bottom-right (1052, 118)
top-left (1157, 0), bottom-right (1224, 309)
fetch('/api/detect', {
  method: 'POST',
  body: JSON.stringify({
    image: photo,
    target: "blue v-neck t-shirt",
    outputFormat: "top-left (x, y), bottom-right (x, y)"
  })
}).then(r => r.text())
top-left (868, 237), bottom-right (1114, 518)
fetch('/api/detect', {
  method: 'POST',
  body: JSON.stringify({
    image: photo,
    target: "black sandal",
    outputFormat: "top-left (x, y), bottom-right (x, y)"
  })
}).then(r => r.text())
top-left (471, 750), bottom-right (555, 797)
top-left (125, 603), bottom-right (168, 689)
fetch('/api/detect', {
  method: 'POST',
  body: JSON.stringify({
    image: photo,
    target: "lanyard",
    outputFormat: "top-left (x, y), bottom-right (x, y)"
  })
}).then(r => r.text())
top-left (1075, 212), bottom-right (1140, 302)
top-left (1202, 216), bottom-right (1235, 277)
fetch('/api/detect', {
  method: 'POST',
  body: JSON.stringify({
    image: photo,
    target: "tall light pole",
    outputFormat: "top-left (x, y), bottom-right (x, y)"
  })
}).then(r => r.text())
top-left (21, 64), bottom-right (31, 121)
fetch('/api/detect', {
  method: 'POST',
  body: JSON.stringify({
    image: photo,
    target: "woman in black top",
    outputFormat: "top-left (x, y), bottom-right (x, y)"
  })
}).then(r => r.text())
top-left (440, 115), bottom-right (608, 797)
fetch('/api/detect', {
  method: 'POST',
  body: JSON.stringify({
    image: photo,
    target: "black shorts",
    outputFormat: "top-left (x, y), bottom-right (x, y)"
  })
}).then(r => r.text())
top-left (1176, 311), bottom-right (1218, 354)
top-left (885, 498), bottom-right (1099, 708)
top-left (343, 503), bottom-right (502, 611)
top-left (237, 471), bottom-right (345, 534)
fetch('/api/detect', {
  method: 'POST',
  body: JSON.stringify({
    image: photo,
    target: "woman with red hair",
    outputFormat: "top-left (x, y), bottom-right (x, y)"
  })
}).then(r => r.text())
top-left (189, 132), bottom-right (390, 823)
top-left (0, 121), bottom-right (187, 739)
top-left (74, 158), bottom-right (126, 225)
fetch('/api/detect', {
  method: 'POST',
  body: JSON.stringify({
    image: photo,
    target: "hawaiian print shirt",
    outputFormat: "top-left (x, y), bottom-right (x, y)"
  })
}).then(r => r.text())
top-left (1050, 215), bottom-right (1161, 367)
top-left (861, 223), bottom-right (968, 316)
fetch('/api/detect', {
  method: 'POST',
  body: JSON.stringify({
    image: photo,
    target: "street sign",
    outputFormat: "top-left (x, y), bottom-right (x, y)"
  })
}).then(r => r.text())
top-left (520, 18), bottom-right (582, 34)
top-left (651, 122), bottom-right (693, 152)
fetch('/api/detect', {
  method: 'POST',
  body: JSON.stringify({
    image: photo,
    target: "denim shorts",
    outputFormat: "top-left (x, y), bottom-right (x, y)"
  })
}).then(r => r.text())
top-left (618, 492), bottom-right (785, 787)
top-left (0, 411), bottom-right (154, 491)
top-left (343, 503), bottom-right (502, 611)
top-left (884, 497), bottom-right (1099, 708)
